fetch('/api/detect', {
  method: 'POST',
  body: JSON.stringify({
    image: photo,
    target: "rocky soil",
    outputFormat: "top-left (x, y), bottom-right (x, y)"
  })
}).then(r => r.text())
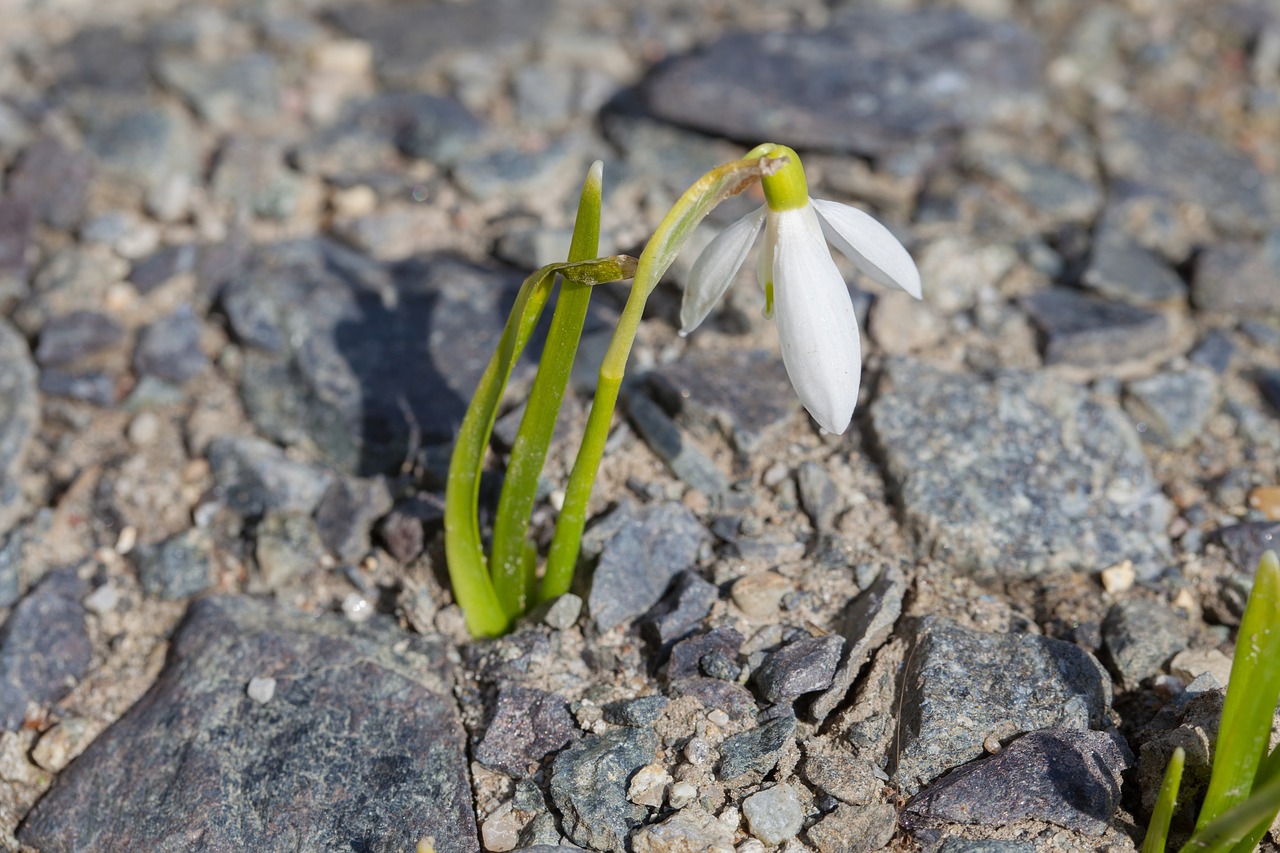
top-left (1, 0), bottom-right (1279, 851)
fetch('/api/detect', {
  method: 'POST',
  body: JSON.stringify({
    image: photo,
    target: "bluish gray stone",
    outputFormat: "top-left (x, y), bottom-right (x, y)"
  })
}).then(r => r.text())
top-left (1189, 329), bottom-right (1235, 374)
top-left (128, 244), bottom-right (198, 295)
top-left (641, 571), bottom-right (718, 649)
top-left (18, 596), bottom-right (478, 852)
top-left (870, 358), bottom-right (1171, 580)
top-left (54, 26), bottom-right (153, 93)
top-left (1194, 234), bottom-right (1280, 314)
top-left (892, 617), bottom-right (1112, 793)
top-left (452, 138), bottom-right (580, 202)
top-left (939, 841), bottom-right (1034, 853)
top-left (313, 476), bottom-right (393, 564)
top-left (1082, 227), bottom-right (1187, 306)
top-left (668, 627), bottom-right (743, 681)
top-left (602, 695), bottom-right (669, 728)
top-left (753, 636), bottom-right (844, 705)
top-left (646, 10), bottom-right (1042, 155)
top-left (34, 310), bottom-right (124, 367)
top-left (133, 527), bottom-right (215, 600)
top-left (549, 727), bottom-right (657, 853)
top-left (1212, 521), bottom-right (1280, 575)
top-left (625, 392), bottom-right (730, 496)
top-left (718, 712), bottom-right (796, 787)
top-left (1102, 599), bottom-right (1191, 689)
top-left (970, 154), bottom-right (1102, 227)
top-left (0, 319), bottom-right (37, 531)
top-left (207, 434), bottom-right (334, 518)
top-left (1020, 288), bottom-right (1170, 367)
top-left (475, 685), bottom-right (579, 778)
top-left (906, 729), bottom-right (1132, 836)
top-left (156, 53), bottom-right (281, 128)
top-left (0, 569), bottom-right (91, 731)
top-left (1123, 368), bottom-right (1219, 449)
top-left (38, 370), bottom-right (117, 406)
top-left (1261, 369), bottom-right (1280, 414)
top-left (797, 461), bottom-right (838, 533)
top-left (211, 136), bottom-right (301, 221)
top-left (0, 201), bottom-right (32, 289)
top-left (6, 137), bottom-right (92, 229)
top-left (83, 103), bottom-right (198, 196)
top-left (133, 305), bottom-right (208, 384)
top-left (588, 502), bottom-right (709, 632)
top-left (668, 677), bottom-right (757, 722)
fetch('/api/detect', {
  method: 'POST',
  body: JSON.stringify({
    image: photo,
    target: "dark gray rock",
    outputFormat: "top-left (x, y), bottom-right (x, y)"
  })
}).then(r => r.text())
top-left (1099, 112), bottom-right (1270, 237)
top-left (0, 201), bottom-right (33, 293)
top-left (328, 0), bottom-right (552, 87)
top-left (0, 319), bottom-right (37, 531)
top-left (254, 511), bottom-right (327, 589)
top-left (0, 569), bottom-right (91, 730)
top-left (938, 841), bottom-right (1034, 853)
top-left (1102, 599), bottom-right (1191, 689)
top-left (646, 10), bottom-right (1041, 155)
top-left (222, 241), bottom-right (533, 474)
top-left (870, 358), bottom-right (1171, 580)
top-left (800, 750), bottom-right (879, 806)
top-left (1242, 320), bottom-right (1280, 350)
top-left (18, 595), bottom-right (477, 852)
top-left (1212, 522), bottom-right (1280, 574)
top-left (1123, 368), bottom-right (1219, 449)
top-left (905, 729), bottom-right (1132, 836)
top-left (970, 154), bottom-right (1102, 227)
top-left (753, 636), bottom-right (844, 706)
top-left (475, 685), bottom-right (578, 778)
top-left (625, 392), bottom-right (729, 495)
top-left (34, 310), bottom-right (124, 367)
top-left (133, 527), bottom-right (216, 600)
top-left (38, 371), bottom-right (117, 406)
top-left (313, 476), bottom-right (393, 564)
top-left (53, 26), bottom-right (153, 93)
top-left (549, 726), bottom-right (657, 853)
top-left (1021, 288), bottom-right (1170, 367)
top-left (128, 245), bottom-right (198, 294)
top-left (797, 461), bottom-right (838, 534)
top-left (207, 434), bottom-right (334, 518)
top-left (452, 138), bottom-right (581, 203)
top-left (647, 348), bottom-right (799, 454)
top-left (133, 305), bottom-right (208, 383)
top-left (82, 103), bottom-right (198, 197)
top-left (641, 571), bottom-right (718, 648)
top-left (156, 53), bottom-right (280, 128)
top-left (6, 136), bottom-right (92, 229)
top-left (718, 712), bottom-right (796, 787)
top-left (668, 627), bottom-right (743, 681)
top-left (602, 695), bottom-right (669, 728)
top-left (1189, 329), bottom-right (1235, 374)
top-left (1082, 228), bottom-right (1186, 306)
top-left (669, 677), bottom-right (757, 722)
top-left (1261, 369), bottom-right (1280, 414)
top-left (377, 493), bottom-right (445, 564)
top-left (811, 565), bottom-right (906, 723)
top-left (588, 502), bottom-right (709, 632)
top-left (892, 617), bottom-right (1112, 793)
top-left (1193, 235), bottom-right (1280, 313)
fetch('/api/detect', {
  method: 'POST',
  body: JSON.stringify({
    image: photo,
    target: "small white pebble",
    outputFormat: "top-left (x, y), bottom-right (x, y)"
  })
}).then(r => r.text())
top-left (983, 733), bottom-right (1003, 754)
top-left (717, 806), bottom-right (740, 833)
top-left (342, 592), bottom-right (374, 622)
top-left (1100, 560), bottom-right (1135, 594)
top-left (736, 840), bottom-right (766, 853)
top-left (114, 525), bottom-right (138, 556)
top-left (707, 709), bottom-right (730, 728)
top-left (247, 676), bottom-right (277, 704)
top-left (683, 736), bottom-right (712, 766)
top-left (127, 412), bottom-right (160, 447)
top-left (627, 763), bottom-right (671, 808)
top-left (480, 802), bottom-right (520, 852)
top-left (549, 489), bottom-right (566, 512)
top-left (83, 583), bottom-right (119, 615)
top-left (668, 781), bottom-right (697, 809)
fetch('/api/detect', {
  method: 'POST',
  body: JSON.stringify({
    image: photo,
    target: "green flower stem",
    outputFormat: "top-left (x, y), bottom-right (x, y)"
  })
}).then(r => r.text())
top-left (539, 152), bottom-right (786, 603)
top-left (489, 162), bottom-right (604, 618)
top-left (1195, 550), bottom-right (1280, 832)
top-left (1144, 747), bottom-right (1184, 853)
top-left (444, 253), bottom-right (638, 637)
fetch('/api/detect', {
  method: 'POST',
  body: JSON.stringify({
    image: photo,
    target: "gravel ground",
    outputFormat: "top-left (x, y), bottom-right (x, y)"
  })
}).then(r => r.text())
top-left (1, 0), bottom-right (1279, 851)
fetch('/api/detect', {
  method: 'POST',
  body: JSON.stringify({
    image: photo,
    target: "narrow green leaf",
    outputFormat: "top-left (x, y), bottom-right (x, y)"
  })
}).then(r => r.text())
top-left (1145, 747), bottom-right (1185, 853)
top-left (1196, 551), bottom-right (1280, 831)
top-left (1225, 740), bottom-right (1280, 852)
top-left (1181, 768), bottom-right (1280, 853)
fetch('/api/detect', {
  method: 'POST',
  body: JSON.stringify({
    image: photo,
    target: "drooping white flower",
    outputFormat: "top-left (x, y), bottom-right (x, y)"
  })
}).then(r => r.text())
top-left (680, 143), bottom-right (922, 435)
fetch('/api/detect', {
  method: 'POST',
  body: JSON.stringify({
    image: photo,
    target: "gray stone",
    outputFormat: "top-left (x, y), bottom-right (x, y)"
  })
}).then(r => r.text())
top-left (870, 359), bottom-right (1171, 580)
top-left (625, 392), bottom-right (729, 495)
top-left (668, 677), bottom-right (757, 722)
top-left (641, 571), bottom-right (718, 649)
top-left (133, 527), bottom-right (215, 600)
top-left (811, 565), bottom-right (906, 723)
top-left (1099, 112), bottom-right (1270, 237)
top-left (134, 305), bottom-right (208, 384)
top-left (630, 806), bottom-right (734, 853)
top-left (328, 0), bottom-right (552, 87)
top-left (6, 136), bottom-right (93, 229)
top-left (1194, 235), bottom-right (1280, 313)
top-left (892, 617), bottom-right (1112, 793)
top-left (0, 527), bottom-right (26, 608)
top-left (0, 569), bottom-right (91, 730)
top-left (647, 349), bottom-right (799, 454)
top-left (797, 461), bottom-right (838, 534)
top-left (549, 727), bottom-right (657, 853)
top-left (742, 783), bottom-right (805, 845)
top-left (0, 200), bottom-right (33, 293)
top-left (1082, 228), bottom-right (1187, 306)
top-left (156, 53), bottom-right (280, 128)
top-left (513, 65), bottom-right (575, 128)
top-left (1020, 288), bottom-right (1170, 367)
top-left (646, 10), bottom-right (1042, 156)
top-left (254, 512), bottom-right (327, 589)
top-left (718, 712), bottom-right (796, 787)
top-left (800, 750), bottom-right (880, 806)
top-left (1102, 599), bottom-right (1191, 689)
top-left (905, 729), bottom-right (1132, 836)
top-left (34, 310), bottom-right (124, 367)
top-left (588, 502), bottom-right (709, 632)
top-left (1124, 368), bottom-right (1219, 449)
top-left (1211, 521), bottom-right (1280, 575)
top-left (207, 434), bottom-right (334, 518)
top-left (452, 138), bottom-right (580, 202)
top-left (1189, 329), bottom-right (1235, 374)
top-left (668, 627), bottom-right (743, 681)
top-left (211, 136), bottom-right (302, 221)
top-left (18, 595), bottom-right (477, 852)
top-left (38, 371), bottom-right (117, 406)
top-left (83, 103), bottom-right (198, 197)
top-left (938, 841), bottom-right (1034, 853)
top-left (754, 636), bottom-right (844, 706)
top-left (54, 26), bottom-right (153, 93)
top-left (1134, 678), bottom-right (1224, 831)
top-left (476, 685), bottom-right (578, 778)
top-left (313, 476), bottom-right (393, 564)
top-left (602, 695), bottom-right (669, 728)
top-left (1261, 369), bottom-right (1280, 414)
top-left (971, 154), bottom-right (1102, 227)
top-left (1242, 320), bottom-right (1280, 350)
top-left (0, 319), bottom-right (37, 531)
top-left (377, 493), bottom-right (444, 564)
top-left (807, 802), bottom-right (897, 853)
top-left (128, 244), bottom-right (198, 295)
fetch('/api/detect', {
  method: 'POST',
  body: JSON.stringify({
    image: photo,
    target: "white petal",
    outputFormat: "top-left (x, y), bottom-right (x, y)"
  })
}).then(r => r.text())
top-left (679, 205), bottom-right (766, 334)
top-left (811, 197), bottom-right (922, 299)
top-left (772, 205), bottom-right (861, 435)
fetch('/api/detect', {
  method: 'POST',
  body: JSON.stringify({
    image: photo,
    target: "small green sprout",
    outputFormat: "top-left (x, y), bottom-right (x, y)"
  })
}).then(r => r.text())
top-left (1144, 549), bottom-right (1280, 852)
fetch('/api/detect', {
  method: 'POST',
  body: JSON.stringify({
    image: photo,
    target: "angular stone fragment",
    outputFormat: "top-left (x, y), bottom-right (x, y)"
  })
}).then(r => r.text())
top-left (0, 569), bottom-right (91, 730)
top-left (1193, 236), bottom-right (1280, 314)
top-left (35, 310), bottom-right (125, 367)
top-left (476, 685), bottom-right (578, 778)
top-left (811, 565), bottom-right (906, 723)
top-left (753, 636), bottom-right (844, 705)
top-left (550, 727), bottom-right (658, 853)
top-left (0, 319), bottom-right (37, 531)
top-left (1123, 368), bottom-right (1219, 449)
top-left (626, 392), bottom-right (729, 496)
top-left (1020, 288), bottom-right (1170, 367)
top-left (1102, 599), bottom-right (1191, 689)
top-left (718, 712), bottom-right (796, 787)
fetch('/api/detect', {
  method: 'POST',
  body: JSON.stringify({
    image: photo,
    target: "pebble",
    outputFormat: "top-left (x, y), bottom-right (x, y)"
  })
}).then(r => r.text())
top-left (641, 571), bottom-right (718, 649)
top-left (1020, 287), bottom-right (1170, 367)
top-left (730, 571), bottom-right (792, 621)
top-left (800, 750), bottom-right (880, 806)
top-left (807, 802), bottom-right (897, 853)
top-left (207, 434), bottom-right (333, 517)
top-left (1081, 226), bottom-right (1186, 306)
top-left (627, 763), bottom-right (672, 808)
top-left (668, 627), bottom-right (744, 681)
top-left (1189, 329), bottom-right (1235, 375)
top-left (550, 727), bottom-right (658, 853)
top-left (1123, 368), bottom-right (1219, 450)
top-left (246, 676), bottom-right (276, 703)
top-left (133, 305), bottom-right (208, 383)
top-left (1169, 648), bottom-right (1233, 686)
top-left (1249, 486), bottom-right (1280, 521)
top-left (31, 717), bottom-right (95, 773)
top-left (668, 781), bottom-right (697, 810)
top-left (869, 290), bottom-right (948, 355)
top-left (1099, 561), bottom-right (1136, 594)
top-left (1102, 599), bottom-right (1190, 689)
top-left (0, 569), bottom-right (92, 730)
top-left (132, 527), bottom-right (216, 600)
top-left (796, 461), bottom-right (839, 534)
top-left (811, 565), bottom-right (906, 723)
top-left (626, 392), bottom-right (730, 496)
top-left (1192, 235), bottom-right (1280, 314)
top-left (82, 582), bottom-right (120, 614)
top-left (1211, 521), bottom-right (1280, 575)
top-left (603, 696), bottom-right (669, 728)
top-left (313, 476), bottom-right (393, 564)
top-left (0, 320), bottom-right (37, 531)
top-left (6, 136), bottom-right (93, 229)
top-left (741, 784), bottom-right (805, 846)
top-left (717, 713), bottom-right (796, 787)
top-left (753, 635), bottom-right (845, 705)
top-left (630, 806), bottom-right (734, 853)
top-left (539, 593), bottom-right (583, 630)
top-left (254, 512), bottom-right (327, 589)
top-left (475, 685), bottom-right (579, 778)
top-left (34, 310), bottom-right (125, 367)
top-left (481, 802), bottom-right (521, 852)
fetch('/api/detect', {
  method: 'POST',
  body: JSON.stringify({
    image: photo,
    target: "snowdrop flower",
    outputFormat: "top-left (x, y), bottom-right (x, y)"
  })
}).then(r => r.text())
top-left (680, 143), bottom-right (921, 435)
